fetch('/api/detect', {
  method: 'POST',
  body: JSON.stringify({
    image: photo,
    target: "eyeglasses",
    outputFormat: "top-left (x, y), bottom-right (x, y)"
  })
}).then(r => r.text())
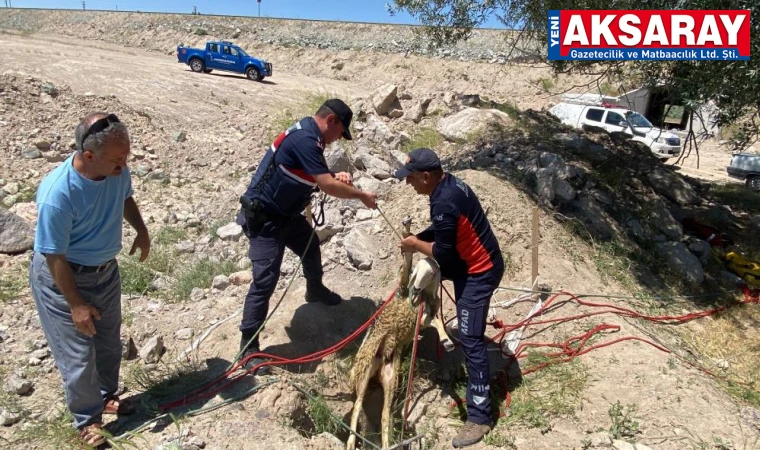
top-left (81, 113), bottom-right (121, 147)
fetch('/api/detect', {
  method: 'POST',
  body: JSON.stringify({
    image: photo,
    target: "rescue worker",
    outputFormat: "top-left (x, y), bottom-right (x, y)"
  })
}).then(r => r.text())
top-left (235, 98), bottom-right (378, 372)
top-left (395, 147), bottom-right (504, 448)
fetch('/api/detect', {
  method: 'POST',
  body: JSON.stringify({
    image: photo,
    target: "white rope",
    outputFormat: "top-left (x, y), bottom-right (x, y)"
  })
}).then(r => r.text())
top-left (176, 306), bottom-right (243, 361)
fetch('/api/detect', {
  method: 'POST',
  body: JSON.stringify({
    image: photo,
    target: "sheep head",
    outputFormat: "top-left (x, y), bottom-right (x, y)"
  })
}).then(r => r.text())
top-left (408, 257), bottom-right (441, 301)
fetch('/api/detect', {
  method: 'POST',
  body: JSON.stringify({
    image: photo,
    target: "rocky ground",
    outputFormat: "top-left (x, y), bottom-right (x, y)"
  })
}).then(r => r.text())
top-left (1, 8), bottom-right (759, 450)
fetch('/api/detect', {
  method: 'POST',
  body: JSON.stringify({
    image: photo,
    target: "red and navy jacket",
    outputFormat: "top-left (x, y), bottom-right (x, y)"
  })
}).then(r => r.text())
top-left (243, 117), bottom-right (328, 218)
top-left (417, 174), bottom-right (501, 280)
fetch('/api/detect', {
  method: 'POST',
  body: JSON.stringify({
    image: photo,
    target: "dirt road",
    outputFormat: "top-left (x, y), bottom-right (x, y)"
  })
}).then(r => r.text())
top-left (0, 32), bottom-right (365, 129)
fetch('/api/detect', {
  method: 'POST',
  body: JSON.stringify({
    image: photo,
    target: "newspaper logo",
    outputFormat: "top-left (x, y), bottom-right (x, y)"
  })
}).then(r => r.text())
top-left (548, 10), bottom-right (750, 60)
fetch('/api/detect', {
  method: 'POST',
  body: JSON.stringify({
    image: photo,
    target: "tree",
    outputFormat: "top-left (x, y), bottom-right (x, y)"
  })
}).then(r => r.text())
top-left (390, 0), bottom-right (760, 156)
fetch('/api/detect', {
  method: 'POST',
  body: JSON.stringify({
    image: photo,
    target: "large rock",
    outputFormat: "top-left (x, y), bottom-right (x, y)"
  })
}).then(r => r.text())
top-left (3, 375), bottom-right (32, 396)
top-left (315, 206), bottom-right (344, 242)
top-left (360, 115), bottom-right (395, 146)
top-left (122, 337), bottom-right (138, 360)
top-left (387, 100), bottom-right (404, 119)
top-left (371, 84), bottom-right (398, 115)
top-left (0, 207), bottom-right (34, 254)
top-left (174, 328), bottom-right (193, 340)
top-left (689, 239), bottom-right (712, 267)
top-left (650, 201), bottom-right (683, 241)
top-left (216, 222), bottom-right (243, 241)
top-left (353, 176), bottom-right (391, 199)
top-left (42, 151), bottom-right (64, 163)
top-left (657, 242), bottom-right (705, 287)
top-left (343, 229), bottom-right (377, 270)
top-left (436, 108), bottom-right (512, 141)
top-left (352, 148), bottom-right (392, 180)
top-left (349, 98), bottom-right (368, 122)
top-left (647, 168), bottom-right (701, 206)
top-left (139, 336), bottom-right (165, 364)
top-left (324, 148), bottom-right (352, 174)
top-left (34, 140), bottom-right (52, 151)
top-left (41, 82), bottom-right (58, 97)
top-left (556, 133), bottom-right (610, 164)
top-left (212, 275), bottom-right (230, 290)
top-left (554, 179), bottom-right (577, 203)
top-left (406, 98), bottom-right (432, 123)
top-left (229, 270), bottom-right (253, 286)
top-left (535, 169), bottom-right (576, 205)
top-left (9, 202), bottom-right (37, 224)
top-left (0, 408), bottom-right (22, 426)
top-left (538, 152), bottom-right (571, 179)
top-left (569, 196), bottom-right (616, 240)
top-left (535, 168), bottom-right (555, 205)
top-left (22, 148), bottom-right (42, 159)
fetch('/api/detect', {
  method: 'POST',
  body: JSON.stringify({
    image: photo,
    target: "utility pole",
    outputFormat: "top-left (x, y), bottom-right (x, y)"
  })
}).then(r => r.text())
top-left (192, 6), bottom-right (197, 15)
top-left (258, 0), bottom-right (261, 18)
top-left (82, 1), bottom-right (85, 10)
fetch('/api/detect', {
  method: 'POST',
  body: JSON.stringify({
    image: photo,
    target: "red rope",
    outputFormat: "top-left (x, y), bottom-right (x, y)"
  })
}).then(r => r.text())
top-left (158, 280), bottom-right (758, 415)
top-left (403, 300), bottom-right (425, 432)
top-left (441, 285), bottom-right (758, 417)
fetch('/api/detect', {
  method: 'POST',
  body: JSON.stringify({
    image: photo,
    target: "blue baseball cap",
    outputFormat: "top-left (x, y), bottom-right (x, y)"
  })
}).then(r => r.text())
top-left (393, 148), bottom-right (442, 179)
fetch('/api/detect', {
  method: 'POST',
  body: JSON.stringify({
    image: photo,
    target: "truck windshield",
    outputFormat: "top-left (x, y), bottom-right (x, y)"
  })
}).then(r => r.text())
top-left (627, 112), bottom-right (654, 128)
top-left (234, 47), bottom-right (248, 57)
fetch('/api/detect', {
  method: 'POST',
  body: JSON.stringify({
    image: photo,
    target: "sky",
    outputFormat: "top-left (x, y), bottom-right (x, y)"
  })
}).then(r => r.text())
top-left (6, 0), bottom-right (506, 28)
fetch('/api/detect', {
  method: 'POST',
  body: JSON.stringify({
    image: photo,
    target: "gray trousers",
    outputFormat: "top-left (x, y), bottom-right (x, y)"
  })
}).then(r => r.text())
top-left (29, 252), bottom-right (122, 429)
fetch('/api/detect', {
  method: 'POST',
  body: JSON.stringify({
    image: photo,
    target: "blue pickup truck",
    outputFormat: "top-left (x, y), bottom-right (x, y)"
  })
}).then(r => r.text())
top-left (177, 40), bottom-right (272, 82)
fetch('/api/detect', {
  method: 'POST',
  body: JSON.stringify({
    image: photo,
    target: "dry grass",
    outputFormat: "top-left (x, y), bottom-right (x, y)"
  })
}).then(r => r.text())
top-left (680, 306), bottom-right (760, 406)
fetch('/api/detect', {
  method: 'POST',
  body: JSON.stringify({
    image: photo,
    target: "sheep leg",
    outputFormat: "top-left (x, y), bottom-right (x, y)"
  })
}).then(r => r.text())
top-left (347, 356), bottom-right (382, 450)
top-left (380, 352), bottom-right (402, 450)
top-left (422, 294), bottom-right (455, 352)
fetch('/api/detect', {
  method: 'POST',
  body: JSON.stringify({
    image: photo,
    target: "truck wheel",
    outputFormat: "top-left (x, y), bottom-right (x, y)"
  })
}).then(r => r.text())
top-left (246, 67), bottom-right (261, 81)
top-left (190, 58), bottom-right (205, 73)
top-left (747, 176), bottom-right (760, 192)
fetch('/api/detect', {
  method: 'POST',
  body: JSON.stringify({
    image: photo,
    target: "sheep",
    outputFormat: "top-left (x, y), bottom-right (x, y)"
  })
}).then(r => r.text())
top-left (346, 254), bottom-right (453, 450)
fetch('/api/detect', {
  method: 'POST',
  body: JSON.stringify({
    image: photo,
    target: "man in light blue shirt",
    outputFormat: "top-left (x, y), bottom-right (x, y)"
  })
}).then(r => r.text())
top-left (30, 112), bottom-right (150, 447)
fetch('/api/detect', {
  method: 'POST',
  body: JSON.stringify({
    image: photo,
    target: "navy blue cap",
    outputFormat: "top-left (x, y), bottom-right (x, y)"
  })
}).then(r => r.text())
top-left (393, 148), bottom-right (442, 179)
top-left (322, 98), bottom-right (353, 140)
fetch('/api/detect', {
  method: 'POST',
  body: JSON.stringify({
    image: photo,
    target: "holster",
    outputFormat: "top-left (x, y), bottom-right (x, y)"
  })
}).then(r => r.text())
top-left (238, 195), bottom-right (269, 238)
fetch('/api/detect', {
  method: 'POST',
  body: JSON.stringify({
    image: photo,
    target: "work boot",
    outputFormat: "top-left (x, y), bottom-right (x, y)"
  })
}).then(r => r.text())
top-left (305, 282), bottom-right (342, 306)
top-left (239, 333), bottom-right (270, 375)
top-left (452, 421), bottom-right (491, 448)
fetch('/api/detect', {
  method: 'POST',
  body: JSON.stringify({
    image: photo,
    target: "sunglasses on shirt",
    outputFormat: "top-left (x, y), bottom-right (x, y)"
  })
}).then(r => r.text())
top-left (81, 114), bottom-right (121, 148)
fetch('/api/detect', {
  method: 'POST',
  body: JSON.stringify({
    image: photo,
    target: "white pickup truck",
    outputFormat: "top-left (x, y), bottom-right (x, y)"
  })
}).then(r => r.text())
top-left (549, 102), bottom-right (683, 161)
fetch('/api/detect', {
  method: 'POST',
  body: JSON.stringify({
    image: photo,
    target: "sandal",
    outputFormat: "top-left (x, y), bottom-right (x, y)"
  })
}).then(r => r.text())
top-left (103, 395), bottom-right (136, 416)
top-left (79, 423), bottom-right (107, 448)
